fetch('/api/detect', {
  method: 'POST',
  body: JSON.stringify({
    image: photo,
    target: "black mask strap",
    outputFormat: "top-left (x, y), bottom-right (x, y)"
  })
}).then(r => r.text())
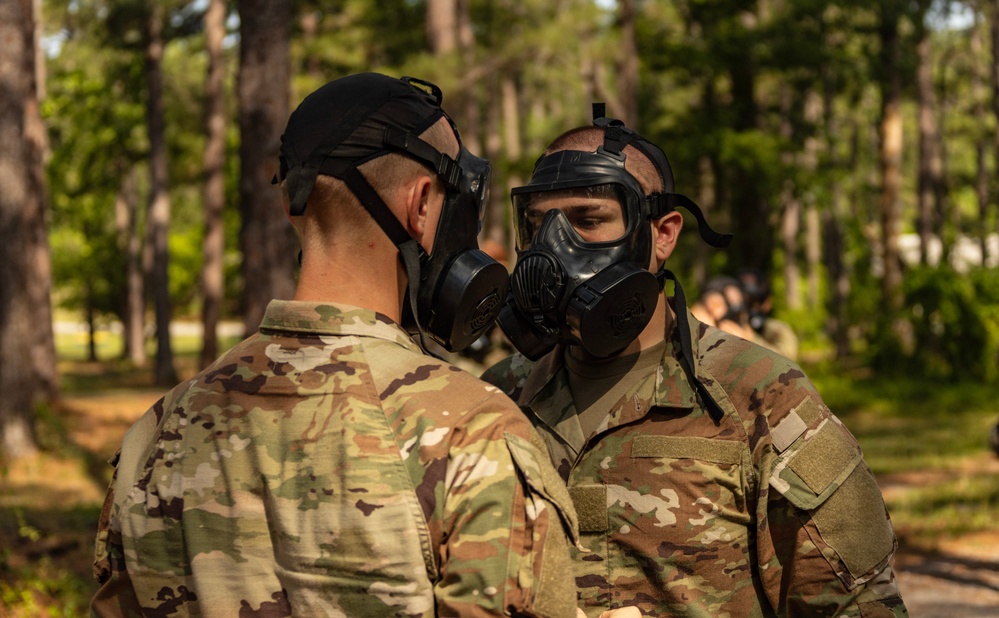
top-left (327, 160), bottom-right (437, 353)
top-left (662, 269), bottom-right (725, 424)
top-left (650, 193), bottom-right (733, 248)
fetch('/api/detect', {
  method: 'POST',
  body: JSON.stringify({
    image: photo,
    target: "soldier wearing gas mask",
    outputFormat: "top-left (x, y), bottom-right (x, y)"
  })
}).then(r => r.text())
top-left (91, 73), bottom-right (583, 617)
top-left (483, 108), bottom-right (907, 617)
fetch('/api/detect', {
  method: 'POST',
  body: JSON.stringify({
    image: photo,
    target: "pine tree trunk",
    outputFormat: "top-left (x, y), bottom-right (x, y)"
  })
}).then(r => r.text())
top-left (972, 9), bottom-right (990, 265)
top-left (0, 0), bottom-right (57, 459)
top-left (822, 55), bottom-right (850, 358)
top-left (780, 183), bottom-right (801, 311)
top-left (146, 4), bottom-right (177, 386)
top-left (992, 0), bottom-right (999, 254)
top-left (493, 73), bottom-right (521, 247)
top-left (916, 17), bottom-right (943, 266)
top-left (617, 0), bottom-right (638, 126)
top-left (779, 86), bottom-right (801, 310)
top-left (879, 6), bottom-right (904, 315)
top-left (427, 0), bottom-right (456, 53)
top-left (237, 0), bottom-right (295, 335)
top-left (200, 0), bottom-right (227, 368)
top-left (115, 169), bottom-right (146, 366)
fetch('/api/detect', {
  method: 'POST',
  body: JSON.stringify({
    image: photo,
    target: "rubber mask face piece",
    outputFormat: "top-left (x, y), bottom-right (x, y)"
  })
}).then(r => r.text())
top-left (497, 156), bottom-right (661, 360)
top-left (417, 147), bottom-right (509, 352)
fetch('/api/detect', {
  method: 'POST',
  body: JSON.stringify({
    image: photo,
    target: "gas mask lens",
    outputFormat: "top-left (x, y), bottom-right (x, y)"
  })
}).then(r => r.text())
top-left (514, 184), bottom-right (631, 250)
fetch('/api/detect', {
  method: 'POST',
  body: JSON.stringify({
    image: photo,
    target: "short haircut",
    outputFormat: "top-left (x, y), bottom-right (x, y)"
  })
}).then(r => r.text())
top-left (298, 118), bottom-right (458, 250)
top-left (544, 126), bottom-right (664, 195)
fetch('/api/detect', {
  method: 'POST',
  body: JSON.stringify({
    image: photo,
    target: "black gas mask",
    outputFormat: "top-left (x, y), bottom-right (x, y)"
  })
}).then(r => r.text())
top-left (497, 106), bottom-right (731, 360)
top-left (278, 73), bottom-right (508, 352)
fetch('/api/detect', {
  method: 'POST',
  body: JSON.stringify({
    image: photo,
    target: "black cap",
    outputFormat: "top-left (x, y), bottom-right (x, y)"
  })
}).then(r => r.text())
top-left (279, 73), bottom-right (447, 216)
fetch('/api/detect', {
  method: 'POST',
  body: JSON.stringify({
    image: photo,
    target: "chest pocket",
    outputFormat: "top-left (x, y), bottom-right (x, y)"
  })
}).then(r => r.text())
top-left (569, 435), bottom-right (750, 534)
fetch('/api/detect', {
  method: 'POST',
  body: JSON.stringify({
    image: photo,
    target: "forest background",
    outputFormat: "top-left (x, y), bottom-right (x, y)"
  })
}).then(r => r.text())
top-left (2, 0), bottom-right (999, 615)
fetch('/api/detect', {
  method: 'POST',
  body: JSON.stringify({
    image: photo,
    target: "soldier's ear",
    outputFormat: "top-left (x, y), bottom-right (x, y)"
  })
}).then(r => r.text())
top-left (653, 211), bottom-right (683, 265)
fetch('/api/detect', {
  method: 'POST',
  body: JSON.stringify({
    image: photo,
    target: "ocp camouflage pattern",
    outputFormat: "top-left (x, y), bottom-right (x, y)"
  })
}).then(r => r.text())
top-left (482, 299), bottom-right (908, 617)
top-left (91, 300), bottom-right (580, 617)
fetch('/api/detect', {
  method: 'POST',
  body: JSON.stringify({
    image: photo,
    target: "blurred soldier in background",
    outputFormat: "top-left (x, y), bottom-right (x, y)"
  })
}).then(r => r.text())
top-left (739, 267), bottom-right (800, 361)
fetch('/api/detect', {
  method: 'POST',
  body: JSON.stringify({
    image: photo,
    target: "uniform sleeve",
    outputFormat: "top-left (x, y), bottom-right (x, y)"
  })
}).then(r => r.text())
top-left (757, 393), bottom-right (908, 617)
top-left (90, 401), bottom-right (168, 618)
top-left (90, 454), bottom-right (144, 618)
top-left (434, 403), bottom-right (580, 618)
top-left (480, 354), bottom-right (532, 401)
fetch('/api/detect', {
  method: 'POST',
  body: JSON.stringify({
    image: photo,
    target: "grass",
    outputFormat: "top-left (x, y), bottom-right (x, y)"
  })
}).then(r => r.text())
top-left (2, 331), bottom-right (997, 615)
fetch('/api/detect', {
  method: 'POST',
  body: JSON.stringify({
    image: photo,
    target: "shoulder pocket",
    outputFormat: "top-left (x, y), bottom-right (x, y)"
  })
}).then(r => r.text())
top-left (770, 417), bottom-right (895, 586)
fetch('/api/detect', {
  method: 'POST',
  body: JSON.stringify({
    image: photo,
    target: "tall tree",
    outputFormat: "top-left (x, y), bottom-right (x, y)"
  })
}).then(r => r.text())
top-left (617, 0), bottom-right (638, 126)
top-left (146, 3), bottom-right (178, 386)
top-left (0, 0), bottom-right (57, 458)
top-left (237, 0), bottom-right (295, 335)
top-left (427, 0), bottom-right (457, 54)
top-left (115, 167), bottom-right (146, 366)
top-left (972, 4), bottom-right (991, 264)
top-left (878, 2), bottom-right (905, 316)
top-left (200, 0), bottom-right (227, 367)
top-left (915, 2), bottom-right (944, 265)
top-left (992, 0), bottom-right (999, 250)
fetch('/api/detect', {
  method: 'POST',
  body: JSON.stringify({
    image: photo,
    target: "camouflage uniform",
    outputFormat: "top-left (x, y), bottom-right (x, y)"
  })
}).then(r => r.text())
top-left (91, 300), bottom-right (580, 617)
top-left (482, 299), bottom-right (907, 617)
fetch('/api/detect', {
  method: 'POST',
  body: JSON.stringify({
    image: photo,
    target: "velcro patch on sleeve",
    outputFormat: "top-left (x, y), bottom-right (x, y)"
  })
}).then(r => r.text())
top-left (632, 436), bottom-right (743, 464)
top-left (789, 422), bottom-right (861, 494)
top-left (812, 465), bottom-right (895, 583)
top-left (569, 485), bottom-right (608, 533)
top-left (771, 410), bottom-right (807, 453)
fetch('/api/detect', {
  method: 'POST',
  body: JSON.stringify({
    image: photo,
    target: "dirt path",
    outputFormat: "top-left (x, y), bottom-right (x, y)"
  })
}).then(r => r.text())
top-left (895, 534), bottom-right (999, 617)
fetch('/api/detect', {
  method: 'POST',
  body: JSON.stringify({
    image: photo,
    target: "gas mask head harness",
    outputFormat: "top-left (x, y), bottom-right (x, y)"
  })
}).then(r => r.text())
top-left (497, 104), bottom-right (733, 420)
top-left (278, 73), bottom-right (507, 352)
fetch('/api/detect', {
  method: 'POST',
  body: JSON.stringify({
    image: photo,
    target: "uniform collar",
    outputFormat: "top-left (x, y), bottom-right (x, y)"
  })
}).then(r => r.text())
top-left (518, 294), bottom-right (700, 446)
top-left (259, 299), bottom-right (423, 354)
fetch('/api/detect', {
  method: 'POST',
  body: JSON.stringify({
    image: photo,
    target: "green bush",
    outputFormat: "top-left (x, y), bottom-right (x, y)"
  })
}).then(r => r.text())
top-left (870, 266), bottom-right (999, 382)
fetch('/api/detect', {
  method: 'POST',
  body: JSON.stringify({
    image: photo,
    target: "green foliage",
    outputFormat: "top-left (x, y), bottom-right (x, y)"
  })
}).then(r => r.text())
top-left (868, 266), bottom-right (999, 382)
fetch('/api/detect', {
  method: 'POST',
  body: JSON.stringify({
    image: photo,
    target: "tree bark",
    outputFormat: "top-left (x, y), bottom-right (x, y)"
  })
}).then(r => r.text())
top-left (780, 181), bottom-right (801, 311)
top-left (456, 0), bottom-right (482, 157)
top-left (237, 0), bottom-right (295, 335)
top-left (115, 169), bottom-right (145, 366)
top-left (0, 0), bottom-right (57, 459)
top-left (879, 5), bottom-right (904, 315)
top-left (915, 12), bottom-right (943, 266)
top-left (200, 0), bottom-right (227, 368)
top-left (822, 49), bottom-right (850, 358)
top-left (727, 10), bottom-right (769, 272)
top-left (779, 86), bottom-right (801, 311)
top-left (146, 4), bottom-right (177, 386)
top-left (427, 0), bottom-right (457, 54)
top-left (992, 0), bottom-right (999, 256)
top-left (492, 73), bottom-right (521, 247)
top-left (617, 0), bottom-right (638, 126)
top-left (972, 8), bottom-right (990, 264)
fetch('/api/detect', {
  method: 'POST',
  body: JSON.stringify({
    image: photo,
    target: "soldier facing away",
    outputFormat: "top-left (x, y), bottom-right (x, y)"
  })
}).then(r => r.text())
top-left (483, 108), bottom-right (908, 617)
top-left (89, 73), bottom-right (584, 617)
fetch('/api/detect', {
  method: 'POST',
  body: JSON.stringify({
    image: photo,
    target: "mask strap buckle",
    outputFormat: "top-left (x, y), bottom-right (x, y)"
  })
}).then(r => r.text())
top-left (383, 127), bottom-right (462, 190)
